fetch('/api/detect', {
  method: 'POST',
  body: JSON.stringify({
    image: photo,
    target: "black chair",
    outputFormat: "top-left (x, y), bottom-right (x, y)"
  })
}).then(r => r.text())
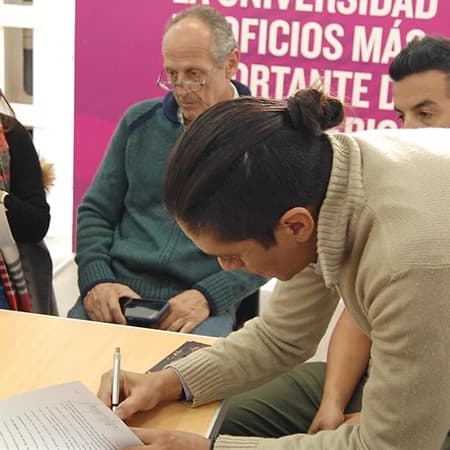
top-left (234, 290), bottom-right (260, 330)
top-left (19, 240), bottom-right (58, 315)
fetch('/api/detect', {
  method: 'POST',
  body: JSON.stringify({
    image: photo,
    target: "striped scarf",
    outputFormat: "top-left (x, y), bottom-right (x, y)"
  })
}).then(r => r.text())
top-left (0, 126), bottom-right (31, 311)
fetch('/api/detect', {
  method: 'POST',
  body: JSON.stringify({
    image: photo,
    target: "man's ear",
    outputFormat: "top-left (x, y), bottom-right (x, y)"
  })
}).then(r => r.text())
top-left (225, 48), bottom-right (240, 79)
top-left (277, 207), bottom-right (316, 242)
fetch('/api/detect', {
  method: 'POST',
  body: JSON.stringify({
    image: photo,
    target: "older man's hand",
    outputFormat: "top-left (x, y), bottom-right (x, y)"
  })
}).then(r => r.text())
top-left (158, 289), bottom-right (210, 333)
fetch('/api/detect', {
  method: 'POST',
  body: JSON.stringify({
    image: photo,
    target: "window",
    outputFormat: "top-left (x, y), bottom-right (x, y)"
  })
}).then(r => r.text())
top-left (3, 0), bottom-right (33, 5)
top-left (3, 27), bottom-right (33, 104)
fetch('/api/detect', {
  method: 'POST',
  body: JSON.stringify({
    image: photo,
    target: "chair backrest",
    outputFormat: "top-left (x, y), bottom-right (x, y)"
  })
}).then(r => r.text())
top-left (19, 241), bottom-right (58, 315)
top-left (234, 290), bottom-right (259, 330)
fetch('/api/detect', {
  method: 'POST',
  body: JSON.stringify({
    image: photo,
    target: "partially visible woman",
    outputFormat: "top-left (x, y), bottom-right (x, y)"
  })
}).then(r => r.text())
top-left (0, 88), bottom-right (55, 314)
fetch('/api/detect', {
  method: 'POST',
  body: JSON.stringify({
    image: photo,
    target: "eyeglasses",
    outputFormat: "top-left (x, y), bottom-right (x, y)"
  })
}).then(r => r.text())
top-left (0, 89), bottom-right (16, 118)
top-left (156, 68), bottom-right (211, 92)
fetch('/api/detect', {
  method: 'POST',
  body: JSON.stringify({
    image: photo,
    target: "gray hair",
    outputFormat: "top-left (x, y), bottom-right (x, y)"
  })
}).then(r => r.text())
top-left (165, 6), bottom-right (237, 66)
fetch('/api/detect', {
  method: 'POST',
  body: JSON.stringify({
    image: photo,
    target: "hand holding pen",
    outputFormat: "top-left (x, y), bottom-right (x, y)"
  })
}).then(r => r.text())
top-left (111, 347), bottom-right (121, 413)
top-left (99, 348), bottom-right (184, 421)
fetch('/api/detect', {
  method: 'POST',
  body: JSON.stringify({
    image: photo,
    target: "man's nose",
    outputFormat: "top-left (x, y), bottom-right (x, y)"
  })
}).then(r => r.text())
top-left (402, 114), bottom-right (420, 129)
top-left (173, 74), bottom-right (194, 92)
top-left (174, 80), bottom-right (190, 92)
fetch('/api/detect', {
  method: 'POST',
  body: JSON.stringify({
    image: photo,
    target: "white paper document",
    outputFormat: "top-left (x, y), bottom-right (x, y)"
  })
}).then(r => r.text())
top-left (0, 381), bottom-right (143, 449)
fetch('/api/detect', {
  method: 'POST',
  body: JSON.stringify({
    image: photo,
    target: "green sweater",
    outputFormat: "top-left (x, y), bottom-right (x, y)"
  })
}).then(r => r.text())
top-left (172, 128), bottom-right (450, 449)
top-left (76, 88), bottom-right (265, 314)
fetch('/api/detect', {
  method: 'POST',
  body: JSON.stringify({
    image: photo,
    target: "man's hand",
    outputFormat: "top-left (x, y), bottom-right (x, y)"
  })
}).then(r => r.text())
top-left (308, 404), bottom-right (345, 434)
top-left (98, 368), bottom-right (183, 421)
top-left (158, 290), bottom-right (210, 333)
top-left (343, 412), bottom-right (361, 426)
top-left (122, 428), bottom-right (211, 450)
top-left (83, 282), bottom-right (139, 323)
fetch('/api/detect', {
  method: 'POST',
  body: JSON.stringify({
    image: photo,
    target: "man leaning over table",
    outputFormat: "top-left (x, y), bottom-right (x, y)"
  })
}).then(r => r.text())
top-left (219, 33), bottom-right (450, 444)
top-left (68, 6), bottom-right (265, 336)
top-left (99, 40), bottom-right (450, 450)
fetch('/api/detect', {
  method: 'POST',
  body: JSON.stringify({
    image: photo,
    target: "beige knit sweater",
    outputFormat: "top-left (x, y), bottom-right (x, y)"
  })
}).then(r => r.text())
top-left (172, 128), bottom-right (450, 450)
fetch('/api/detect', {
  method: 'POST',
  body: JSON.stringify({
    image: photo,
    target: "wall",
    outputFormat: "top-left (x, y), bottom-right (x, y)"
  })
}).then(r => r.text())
top-left (2, 1), bottom-right (448, 253)
top-left (0, 0), bottom-right (75, 258)
top-left (74, 0), bottom-right (448, 218)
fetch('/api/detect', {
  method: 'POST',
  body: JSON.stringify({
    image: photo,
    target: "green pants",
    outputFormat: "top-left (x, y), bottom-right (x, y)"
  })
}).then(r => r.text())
top-left (221, 361), bottom-right (450, 449)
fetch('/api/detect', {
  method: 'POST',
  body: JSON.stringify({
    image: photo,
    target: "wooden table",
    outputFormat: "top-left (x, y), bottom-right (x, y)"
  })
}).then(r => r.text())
top-left (0, 310), bottom-right (221, 437)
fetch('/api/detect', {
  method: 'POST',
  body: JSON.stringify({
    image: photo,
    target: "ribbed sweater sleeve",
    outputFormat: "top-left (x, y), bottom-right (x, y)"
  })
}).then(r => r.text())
top-left (214, 436), bottom-right (264, 449)
top-left (76, 114), bottom-right (129, 297)
top-left (194, 270), bottom-right (265, 315)
top-left (171, 265), bottom-right (339, 406)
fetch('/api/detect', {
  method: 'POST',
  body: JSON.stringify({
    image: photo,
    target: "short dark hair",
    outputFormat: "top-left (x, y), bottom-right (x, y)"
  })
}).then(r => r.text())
top-left (165, 6), bottom-right (237, 67)
top-left (389, 35), bottom-right (450, 81)
top-left (165, 89), bottom-right (343, 246)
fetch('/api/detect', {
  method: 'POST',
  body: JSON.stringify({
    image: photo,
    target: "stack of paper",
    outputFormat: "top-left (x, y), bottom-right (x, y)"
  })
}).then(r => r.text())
top-left (0, 381), bottom-right (142, 449)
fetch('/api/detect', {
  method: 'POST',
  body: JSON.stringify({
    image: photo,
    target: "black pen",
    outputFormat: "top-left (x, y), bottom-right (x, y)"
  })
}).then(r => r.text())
top-left (111, 347), bottom-right (121, 412)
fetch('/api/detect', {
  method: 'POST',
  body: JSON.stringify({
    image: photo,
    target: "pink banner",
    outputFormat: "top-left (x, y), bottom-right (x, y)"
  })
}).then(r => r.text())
top-left (74, 0), bottom-right (448, 217)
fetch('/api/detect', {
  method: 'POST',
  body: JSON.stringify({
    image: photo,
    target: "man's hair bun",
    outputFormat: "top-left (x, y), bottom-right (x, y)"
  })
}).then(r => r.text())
top-left (286, 89), bottom-right (344, 135)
